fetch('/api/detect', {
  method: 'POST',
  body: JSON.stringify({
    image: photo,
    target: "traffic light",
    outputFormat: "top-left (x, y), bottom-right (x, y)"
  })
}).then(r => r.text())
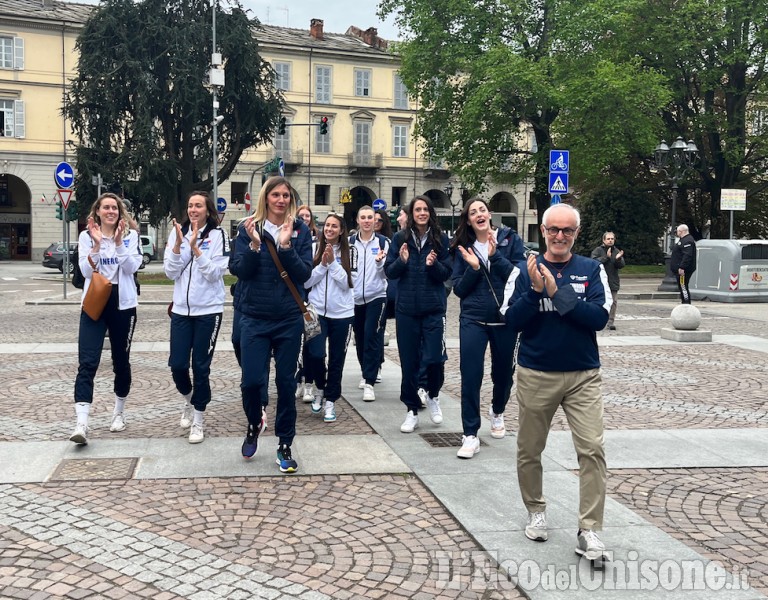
top-left (319, 116), bottom-right (328, 135)
top-left (278, 116), bottom-right (286, 135)
top-left (66, 201), bottom-right (78, 221)
top-left (55, 200), bottom-right (63, 221)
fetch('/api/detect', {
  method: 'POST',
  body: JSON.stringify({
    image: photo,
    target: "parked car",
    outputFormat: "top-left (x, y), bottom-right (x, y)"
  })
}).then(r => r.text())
top-left (42, 242), bottom-right (77, 273)
top-left (140, 235), bottom-right (157, 266)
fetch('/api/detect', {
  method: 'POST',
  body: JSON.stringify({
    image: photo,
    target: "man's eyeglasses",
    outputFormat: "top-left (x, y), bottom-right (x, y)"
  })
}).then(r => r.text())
top-left (544, 226), bottom-right (577, 237)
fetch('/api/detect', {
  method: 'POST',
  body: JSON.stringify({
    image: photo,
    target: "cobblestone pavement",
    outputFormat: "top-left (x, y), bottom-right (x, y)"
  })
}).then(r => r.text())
top-left (1, 280), bottom-right (767, 598)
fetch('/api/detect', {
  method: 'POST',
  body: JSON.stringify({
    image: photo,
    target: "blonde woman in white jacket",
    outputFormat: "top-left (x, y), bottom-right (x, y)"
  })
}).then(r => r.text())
top-left (164, 191), bottom-right (230, 443)
top-left (303, 214), bottom-right (354, 423)
top-left (70, 193), bottom-right (143, 445)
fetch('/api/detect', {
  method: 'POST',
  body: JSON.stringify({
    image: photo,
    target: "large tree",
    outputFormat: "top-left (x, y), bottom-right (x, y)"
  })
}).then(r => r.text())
top-left (378, 0), bottom-right (671, 222)
top-left (65, 0), bottom-right (283, 223)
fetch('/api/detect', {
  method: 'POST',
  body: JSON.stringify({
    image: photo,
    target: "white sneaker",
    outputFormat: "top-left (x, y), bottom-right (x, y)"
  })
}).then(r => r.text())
top-left (525, 511), bottom-right (548, 542)
top-left (311, 390), bottom-right (323, 414)
top-left (426, 396), bottom-right (443, 424)
top-left (400, 411), bottom-right (419, 433)
top-left (457, 435), bottom-right (480, 459)
top-left (363, 384), bottom-right (375, 402)
top-left (417, 388), bottom-right (429, 408)
top-left (358, 378), bottom-right (366, 389)
top-left (109, 413), bottom-right (126, 432)
top-left (180, 404), bottom-right (193, 429)
top-left (376, 369), bottom-right (382, 383)
top-left (576, 529), bottom-right (606, 561)
top-left (302, 383), bottom-right (315, 403)
top-left (488, 407), bottom-right (506, 438)
top-left (323, 400), bottom-right (337, 422)
top-left (69, 422), bottom-right (88, 445)
top-left (189, 422), bottom-right (204, 444)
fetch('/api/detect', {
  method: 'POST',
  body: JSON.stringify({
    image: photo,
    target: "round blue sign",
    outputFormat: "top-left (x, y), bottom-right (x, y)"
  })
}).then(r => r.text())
top-left (372, 198), bottom-right (387, 211)
top-left (216, 197), bottom-right (227, 213)
top-left (54, 162), bottom-right (75, 189)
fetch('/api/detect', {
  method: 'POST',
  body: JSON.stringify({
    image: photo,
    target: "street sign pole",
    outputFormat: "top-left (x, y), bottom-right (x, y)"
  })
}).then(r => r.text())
top-left (54, 162), bottom-right (75, 299)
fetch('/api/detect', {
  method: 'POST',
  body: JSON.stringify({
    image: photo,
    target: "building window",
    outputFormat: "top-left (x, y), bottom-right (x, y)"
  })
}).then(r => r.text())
top-left (231, 181), bottom-right (247, 206)
top-left (274, 117), bottom-right (291, 154)
top-left (315, 116), bottom-right (330, 153)
top-left (0, 37), bottom-right (23, 70)
top-left (315, 65), bottom-right (332, 104)
top-left (393, 124), bottom-right (408, 157)
top-left (314, 184), bottom-right (330, 206)
top-left (274, 61), bottom-right (291, 91)
top-left (354, 68), bottom-right (371, 97)
top-left (394, 74), bottom-right (408, 109)
top-left (0, 99), bottom-right (24, 138)
top-left (354, 121), bottom-right (371, 157)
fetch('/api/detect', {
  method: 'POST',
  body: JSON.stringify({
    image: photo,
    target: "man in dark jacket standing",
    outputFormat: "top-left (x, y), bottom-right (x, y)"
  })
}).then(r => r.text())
top-left (591, 232), bottom-right (625, 329)
top-left (670, 224), bottom-right (697, 304)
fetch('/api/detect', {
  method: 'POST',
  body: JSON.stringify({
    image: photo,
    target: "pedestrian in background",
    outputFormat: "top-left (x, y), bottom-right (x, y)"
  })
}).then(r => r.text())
top-left (451, 198), bottom-right (525, 458)
top-left (351, 206), bottom-right (389, 401)
top-left (70, 193), bottom-right (143, 445)
top-left (670, 224), bottom-right (697, 304)
top-left (501, 203), bottom-right (612, 561)
top-left (164, 191), bottom-right (230, 444)
top-left (385, 196), bottom-right (452, 433)
top-left (591, 231), bottom-right (625, 330)
top-left (304, 213), bottom-right (355, 422)
top-left (230, 176), bottom-right (312, 473)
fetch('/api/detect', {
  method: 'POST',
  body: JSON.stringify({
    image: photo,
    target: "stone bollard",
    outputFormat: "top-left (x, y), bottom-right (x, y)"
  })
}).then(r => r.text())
top-left (661, 304), bottom-right (712, 342)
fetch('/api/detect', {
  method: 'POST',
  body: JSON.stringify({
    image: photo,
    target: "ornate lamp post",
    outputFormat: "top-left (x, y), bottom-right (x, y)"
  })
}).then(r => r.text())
top-left (444, 181), bottom-right (457, 233)
top-left (653, 136), bottom-right (699, 291)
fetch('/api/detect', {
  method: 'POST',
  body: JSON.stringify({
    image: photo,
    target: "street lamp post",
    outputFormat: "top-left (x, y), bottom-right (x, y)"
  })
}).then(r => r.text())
top-left (444, 182), bottom-right (457, 234)
top-left (652, 136), bottom-right (699, 291)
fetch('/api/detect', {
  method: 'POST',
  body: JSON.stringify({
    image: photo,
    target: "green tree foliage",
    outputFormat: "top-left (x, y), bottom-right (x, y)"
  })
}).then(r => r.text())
top-left (65, 0), bottom-right (283, 223)
top-left (587, 0), bottom-right (768, 238)
top-left (378, 0), bottom-right (670, 221)
top-left (574, 189), bottom-right (665, 265)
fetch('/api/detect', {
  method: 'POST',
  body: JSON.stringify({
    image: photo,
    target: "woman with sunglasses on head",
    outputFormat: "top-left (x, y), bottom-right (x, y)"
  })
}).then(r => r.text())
top-left (303, 213), bottom-right (355, 422)
top-left (164, 191), bottom-right (230, 444)
top-left (385, 195), bottom-right (452, 433)
top-left (350, 206), bottom-right (390, 401)
top-left (69, 192), bottom-right (143, 445)
top-left (450, 198), bottom-right (525, 458)
top-left (230, 176), bottom-right (312, 473)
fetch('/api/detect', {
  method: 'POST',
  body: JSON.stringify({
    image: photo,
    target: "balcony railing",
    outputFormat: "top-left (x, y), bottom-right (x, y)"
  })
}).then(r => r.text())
top-left (347, 152), bottom-right (383, 169)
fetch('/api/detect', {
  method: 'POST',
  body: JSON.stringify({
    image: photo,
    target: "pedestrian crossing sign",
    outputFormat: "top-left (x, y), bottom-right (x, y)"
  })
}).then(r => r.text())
top-left (548, 172), bottom-right (568, 194)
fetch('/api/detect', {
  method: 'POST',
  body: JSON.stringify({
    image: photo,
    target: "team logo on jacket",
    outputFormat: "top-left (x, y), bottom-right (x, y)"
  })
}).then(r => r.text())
top-left (200, 240), bottom-right (210, 250)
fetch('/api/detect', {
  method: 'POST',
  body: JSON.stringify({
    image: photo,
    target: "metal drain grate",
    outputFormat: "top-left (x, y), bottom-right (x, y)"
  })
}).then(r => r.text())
top-left (420, 432), bottom-right (488, 448)
top-left (49, 458), bottom-right (139, 482)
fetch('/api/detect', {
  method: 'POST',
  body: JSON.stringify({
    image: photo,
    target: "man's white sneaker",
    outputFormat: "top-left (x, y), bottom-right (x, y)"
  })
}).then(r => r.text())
top-left (358, 378), bottom-right (366, 389)
top-left (69, 422), bottom-right (88, 445)
top-left (363, 384), bottom-right (375, 402)
top-left (525, 511), bottom-right (548, 542)
top-left (180, 404), bottom-right (193, 429)
top-left (488, 407), bottom-right (506, 438)
top-left (457, 435), bottom-right (480, 459)
top-left (109, 413), bottom-right (126, 432)
top-left (417, 388), bottom-right (429, 408)
top-left (426, 397), bottom-right (443, 424)
top-left (400, 411), bottom-right (419, 433)
top-left (302, 383), bottom-right (315, 403)
top-left (189, 423), bottom-right (204, 444)
top-left (576, 529), bottom-right (606, 561)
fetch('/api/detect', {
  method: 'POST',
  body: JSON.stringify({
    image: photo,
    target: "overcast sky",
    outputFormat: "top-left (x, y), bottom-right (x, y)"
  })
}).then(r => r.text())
top-left (242, 0), bottom-right (402, 40)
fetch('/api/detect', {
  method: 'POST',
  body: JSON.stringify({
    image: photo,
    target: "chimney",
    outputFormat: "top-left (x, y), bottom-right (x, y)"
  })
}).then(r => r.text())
top-left (346, 25), bottom-right (388, 50)
top-left (362, 27), bottom-right (378, 46)
top-left (310, 19), bottom-right (324, 40)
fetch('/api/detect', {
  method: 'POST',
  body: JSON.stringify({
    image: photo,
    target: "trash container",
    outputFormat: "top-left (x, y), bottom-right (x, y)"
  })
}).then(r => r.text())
top-left (690, 240), bottom-right (768, 302)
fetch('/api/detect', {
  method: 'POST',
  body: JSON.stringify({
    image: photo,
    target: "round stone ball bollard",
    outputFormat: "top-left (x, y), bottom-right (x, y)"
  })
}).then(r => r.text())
top-left (671, 304), bottom-right (702, 330)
